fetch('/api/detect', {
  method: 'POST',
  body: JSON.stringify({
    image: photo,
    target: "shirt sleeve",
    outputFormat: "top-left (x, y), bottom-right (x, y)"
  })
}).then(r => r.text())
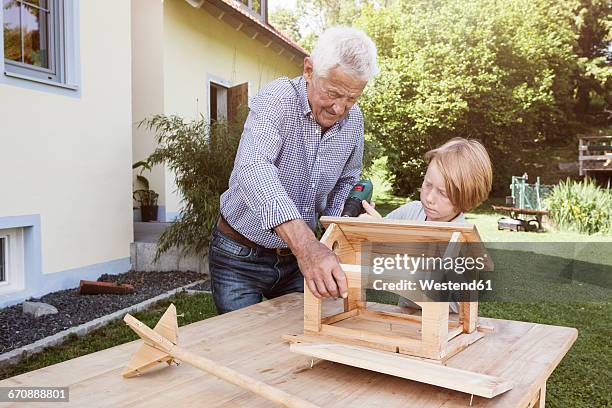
top-left (385, 201), bottom-right (421, 220)
top-left (323, 122), bottom-right (364, 217)
top-left (234, 95), bottom-right (303, 231)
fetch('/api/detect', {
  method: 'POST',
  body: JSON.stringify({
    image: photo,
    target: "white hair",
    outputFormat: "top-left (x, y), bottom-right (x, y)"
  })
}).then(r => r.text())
top-left (311, 27), bottom-right (379, 82)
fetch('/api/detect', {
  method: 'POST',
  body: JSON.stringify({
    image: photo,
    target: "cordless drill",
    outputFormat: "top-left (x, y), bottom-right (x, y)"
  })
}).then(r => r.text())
top-left (341, 179), bottom-right (374, 217)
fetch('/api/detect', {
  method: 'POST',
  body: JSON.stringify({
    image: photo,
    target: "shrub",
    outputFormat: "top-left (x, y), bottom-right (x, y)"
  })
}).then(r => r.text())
top-left (139, 111), bottom-right (246, 258)
top-left (545, 178), bottom-right (612, 235)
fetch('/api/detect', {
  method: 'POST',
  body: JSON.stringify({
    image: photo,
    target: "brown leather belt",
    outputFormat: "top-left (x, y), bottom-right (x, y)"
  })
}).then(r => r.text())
top-left (216, 216), bottom-right (293, 256)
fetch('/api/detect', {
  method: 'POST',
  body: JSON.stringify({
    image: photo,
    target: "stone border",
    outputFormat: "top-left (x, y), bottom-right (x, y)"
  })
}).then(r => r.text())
top-left (0, 280), bottom-right (210, 368)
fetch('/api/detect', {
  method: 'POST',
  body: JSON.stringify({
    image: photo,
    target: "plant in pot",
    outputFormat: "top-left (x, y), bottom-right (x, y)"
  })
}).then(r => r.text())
top-left (133, 161), bottom-right (159, 222)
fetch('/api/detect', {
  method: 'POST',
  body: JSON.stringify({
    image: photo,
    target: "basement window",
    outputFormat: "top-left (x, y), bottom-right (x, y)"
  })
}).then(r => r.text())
top-left (0, 228), bottom-right (25, 294)
top-left (0, 236), bottom-right (5, 282)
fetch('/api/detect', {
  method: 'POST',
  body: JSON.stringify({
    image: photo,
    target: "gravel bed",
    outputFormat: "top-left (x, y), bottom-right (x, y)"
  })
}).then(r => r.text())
top-left (0, 271), bottom-right (206, 354)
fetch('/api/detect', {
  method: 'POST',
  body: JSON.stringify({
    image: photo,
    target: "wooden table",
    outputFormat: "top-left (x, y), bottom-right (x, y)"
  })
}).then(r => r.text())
top-left (0, 294), bottom-right (577, 407)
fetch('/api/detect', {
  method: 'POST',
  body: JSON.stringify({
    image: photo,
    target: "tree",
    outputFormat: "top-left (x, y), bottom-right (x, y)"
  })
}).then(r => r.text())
top-left (358, 0), bottom-right (580, 195)
top-left (573, 0), bottom-right (612, 118)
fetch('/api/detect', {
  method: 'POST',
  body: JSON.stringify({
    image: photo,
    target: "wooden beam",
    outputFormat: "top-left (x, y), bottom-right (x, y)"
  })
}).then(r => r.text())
top-left (290, 342), bottom-right (513, 398)
top-left (304, 280), bottom-right (322, 333)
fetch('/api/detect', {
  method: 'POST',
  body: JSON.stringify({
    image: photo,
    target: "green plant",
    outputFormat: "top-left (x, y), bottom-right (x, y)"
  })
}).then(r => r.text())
top-left (132, 189), bottom-right (159, 207)
top-left (132, 160), bottom-right (151, 190)
top-left (138, 110), bottom-right (246, 258)
top-left (132, 160), bottom-right (158, 209)
top-left (545, 178), bottom-right (612, 235)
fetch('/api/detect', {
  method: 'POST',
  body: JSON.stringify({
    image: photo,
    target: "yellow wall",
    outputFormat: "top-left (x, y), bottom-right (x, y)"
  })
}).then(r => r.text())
top-left (131, 0), bottom-right (166, 205)
top-left (131, 0), bottom-right (303, 216)
top-left (0, 1), bottom-right (132, 274)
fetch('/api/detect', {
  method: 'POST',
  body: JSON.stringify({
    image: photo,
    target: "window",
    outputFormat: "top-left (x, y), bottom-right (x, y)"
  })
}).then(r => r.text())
top-left (2, 0), bottom-right (79, 89)
top-left (238, 0), bottom-right (266, 22)
top-left (0, 236), bottom-right (5, 282)
top-left (0, 228), bottom-right (25, 294)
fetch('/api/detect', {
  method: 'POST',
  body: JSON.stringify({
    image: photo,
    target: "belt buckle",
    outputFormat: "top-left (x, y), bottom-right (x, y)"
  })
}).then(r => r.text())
top-left (275, 248), bottom-right (292, 256)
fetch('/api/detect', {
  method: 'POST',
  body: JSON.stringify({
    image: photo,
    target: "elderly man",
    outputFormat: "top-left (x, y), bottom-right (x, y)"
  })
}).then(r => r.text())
top-left (209, 27), bottom-right (378, 314)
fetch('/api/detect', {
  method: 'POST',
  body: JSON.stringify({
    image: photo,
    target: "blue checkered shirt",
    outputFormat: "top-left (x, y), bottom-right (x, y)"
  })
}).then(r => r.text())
top-left (220, 76), bottom-right (364, 248)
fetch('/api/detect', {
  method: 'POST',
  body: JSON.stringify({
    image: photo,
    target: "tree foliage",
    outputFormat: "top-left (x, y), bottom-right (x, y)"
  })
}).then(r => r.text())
top-left (358, 0), bottom-right (586, 195)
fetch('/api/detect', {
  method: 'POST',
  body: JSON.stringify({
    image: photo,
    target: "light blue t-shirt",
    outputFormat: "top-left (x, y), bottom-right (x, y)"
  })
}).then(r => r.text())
top-left (384, 200), bottom-right (464, 313)
top-left (385, 200), bottom-right (465, 222)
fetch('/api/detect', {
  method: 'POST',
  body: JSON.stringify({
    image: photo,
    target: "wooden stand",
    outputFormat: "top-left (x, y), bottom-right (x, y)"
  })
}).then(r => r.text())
top-left (287, 216), bottom-right (512, 399)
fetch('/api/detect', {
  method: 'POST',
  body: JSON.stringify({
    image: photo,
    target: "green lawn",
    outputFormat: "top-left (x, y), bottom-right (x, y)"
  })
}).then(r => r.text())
top-left (1, 197), bottom-right (609, 407)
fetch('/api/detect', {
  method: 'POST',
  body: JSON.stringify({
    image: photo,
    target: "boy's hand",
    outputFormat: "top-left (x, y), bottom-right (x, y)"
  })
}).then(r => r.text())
top-left (361, 200), bottom-right (383, 218)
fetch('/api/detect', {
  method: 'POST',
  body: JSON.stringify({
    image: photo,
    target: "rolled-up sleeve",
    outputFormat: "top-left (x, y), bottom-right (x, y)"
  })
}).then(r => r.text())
top-left (323, 129), bottom-right (364, 217)
top-left (235, 97), bottom-right (303, 231)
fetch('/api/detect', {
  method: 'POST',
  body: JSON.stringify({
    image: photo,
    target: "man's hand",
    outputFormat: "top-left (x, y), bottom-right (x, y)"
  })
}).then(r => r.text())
top-left (274, 219), bottom-right (348, 299)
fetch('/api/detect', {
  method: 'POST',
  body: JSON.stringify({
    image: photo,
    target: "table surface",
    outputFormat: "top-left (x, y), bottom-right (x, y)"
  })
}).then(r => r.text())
top-left (0, 294), bottom-right (577, 408)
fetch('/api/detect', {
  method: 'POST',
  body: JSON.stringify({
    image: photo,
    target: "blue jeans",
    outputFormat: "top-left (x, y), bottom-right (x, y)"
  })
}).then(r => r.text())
top-left (208, 225), bottom-right (304, 314)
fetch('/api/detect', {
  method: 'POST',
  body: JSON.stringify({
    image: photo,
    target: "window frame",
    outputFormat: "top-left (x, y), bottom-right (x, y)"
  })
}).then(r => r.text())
top-left (237, 0), bottom-right (267, 23)
top-left (3, 0), bottom-right (64, 82)
top-left (0, 228), bottom-right (25, 294)
top-left (1, 0), bottom-right (80, 92)
top-left (0, 235), bottom-right (6, 283)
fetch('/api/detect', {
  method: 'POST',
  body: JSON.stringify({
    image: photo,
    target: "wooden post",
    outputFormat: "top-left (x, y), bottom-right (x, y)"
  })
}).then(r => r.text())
top-left (304, 281), bottom-right (322, 333)
top-left (420, 301), bottom-right (449, 359)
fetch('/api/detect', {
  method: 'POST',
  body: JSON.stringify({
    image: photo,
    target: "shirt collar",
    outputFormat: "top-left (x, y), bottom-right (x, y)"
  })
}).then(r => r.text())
top-left (296, 76), bottom-right (351, 128)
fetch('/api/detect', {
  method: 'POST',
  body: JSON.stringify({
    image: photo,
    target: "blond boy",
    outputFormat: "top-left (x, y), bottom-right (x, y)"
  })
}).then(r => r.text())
top-left (362, 138), bottom-right (493, 311)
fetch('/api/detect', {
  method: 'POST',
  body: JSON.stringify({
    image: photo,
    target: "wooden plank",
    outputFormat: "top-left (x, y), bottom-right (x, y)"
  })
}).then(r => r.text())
top-left (461, 301), bottom-right (478, 333)
top-left (321, 309), bottom-right (359, 325)
top-left (319, 223), bottom-right (355, 264)
top-left (304, 280), bottom-right (322, 333)
top-left (320, 324), bottom-right (423, 355)
top-left (319, 216), bottom-right (482, 243)
top-left (538, 381), bottom-right (546, 408)
top-left (420, 302), bottom-right (449, 359)
top-left (441, 330), bottom-right (485, 361)
top-left (358, 309), bottom-right (423, 324)
top-left (290, 342), bottom-right (513, 398)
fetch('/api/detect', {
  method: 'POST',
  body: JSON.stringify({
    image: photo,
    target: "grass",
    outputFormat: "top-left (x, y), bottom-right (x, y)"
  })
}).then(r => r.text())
top-left (1, 193), bottom-right (609, 406)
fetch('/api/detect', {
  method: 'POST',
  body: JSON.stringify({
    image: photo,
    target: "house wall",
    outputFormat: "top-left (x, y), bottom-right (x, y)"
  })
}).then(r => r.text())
top-left (131, 0), bottom-right (166, 213)
top-left (160, 0), bottom-right (304, 219)
top-left (0, 0), bottom-right (133, 306)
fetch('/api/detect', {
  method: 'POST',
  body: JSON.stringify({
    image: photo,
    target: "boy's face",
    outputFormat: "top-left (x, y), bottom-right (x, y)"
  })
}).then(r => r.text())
top-left (420, 160), bottom-right (459, 222)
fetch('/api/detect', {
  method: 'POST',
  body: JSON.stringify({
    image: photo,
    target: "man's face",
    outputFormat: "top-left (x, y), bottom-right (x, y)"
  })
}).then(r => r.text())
top-left (303, 57), bottom-right (367, 129)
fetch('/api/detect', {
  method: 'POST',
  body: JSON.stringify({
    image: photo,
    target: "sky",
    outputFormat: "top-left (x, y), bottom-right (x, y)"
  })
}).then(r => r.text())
top-left (268, 0), bottom-right (297, 13)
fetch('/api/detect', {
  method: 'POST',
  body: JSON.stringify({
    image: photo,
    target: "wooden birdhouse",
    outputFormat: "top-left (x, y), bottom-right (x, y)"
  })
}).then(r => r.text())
top-left (302, 216), bottom-right (492, 361)
top-left (285, 217), bottom-right (512, 399)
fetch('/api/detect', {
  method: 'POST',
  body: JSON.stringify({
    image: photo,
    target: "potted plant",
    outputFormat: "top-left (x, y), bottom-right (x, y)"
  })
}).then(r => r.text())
top-left (133, 161), bottom-right (159, 222)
